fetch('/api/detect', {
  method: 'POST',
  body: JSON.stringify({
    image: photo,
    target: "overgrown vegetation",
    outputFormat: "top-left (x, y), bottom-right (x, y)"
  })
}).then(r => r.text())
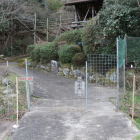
top-left (72, 52), bottom-right (86, 66)
top-left (46, 0), bottom-right (62, 12)
top-left (0, 69), bottom-right (34, 121)
top-left (81, 17), bottom-right (116, 55)
top-left (39, 42), bottom-right (58, 63)
top-left (99, 0), bottom-right (140, 37)
top-left (54, 29), bottom-right (82, 44)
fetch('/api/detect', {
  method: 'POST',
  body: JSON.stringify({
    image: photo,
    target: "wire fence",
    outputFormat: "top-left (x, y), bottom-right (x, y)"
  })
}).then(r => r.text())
top-left (87, 54), bottom-right (117, 109)
top-left (118, 36), bottom-right (140, 120)
top-left (0, 64), bottom-right (33, 121)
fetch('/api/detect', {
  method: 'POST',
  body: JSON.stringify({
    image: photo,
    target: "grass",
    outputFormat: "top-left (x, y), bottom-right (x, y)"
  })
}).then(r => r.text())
top-left (134, 118), bottom-right (140, 130)
top-left (134, 134), bottom-right (140, 140)
top-left (120, 92), bottom-right (140, 131)
top-left (4, 137), bottom-right (10, 140)
top-left (0, 68), bottom-right (34, 120)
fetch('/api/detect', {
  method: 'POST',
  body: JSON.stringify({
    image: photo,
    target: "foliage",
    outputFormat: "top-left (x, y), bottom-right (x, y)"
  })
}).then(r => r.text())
top-left (30, 45), bottom-right (42, 62)
top-left (94, 44), bottom-right (116, 54)
top-left (58, 44), bottom-right (81, 63)
top-left (134, 134), bottom-right (140, 140)
top-left (99, 0), bottom-right (140, 37)
top-left (46, 0), bottom-right (62, 12)
top-left (26, 45), bottom-right (35, 54)
top-left (54, 29), bottom-right (82, 44)
top-left (126, 36), bottom-right (140, 63)
top-left (39, 42), bottom-right (58, 63)
top-left (72, 52), bottom-right (86, 66)
top-left (81, 17), bottom-right (116, 55)
top-left (3, 45), bottom-right (25, 57)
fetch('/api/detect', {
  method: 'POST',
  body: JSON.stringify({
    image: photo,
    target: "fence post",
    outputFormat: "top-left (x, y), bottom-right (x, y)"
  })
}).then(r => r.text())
top-left (86, 61), bottom-right (88, 111)
top-left (34, 13), bottom-right (36, 45)
top-left (25, 59), bottom-right (30, 112)
top-left (116, 37), bottom-right (119, 110)
top-left (16, 77), bottom-right (19, 127)
top-left (6, 79), bottom-right (10, 114)
top-left (132, 75), bottom-right (135, 122)
top-left (46, 18), bottom-right (49, 42)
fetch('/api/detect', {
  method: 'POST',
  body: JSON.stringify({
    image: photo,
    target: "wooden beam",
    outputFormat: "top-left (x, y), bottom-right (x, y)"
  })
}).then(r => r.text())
top-left (84, 7), bottom-right (91, 21)
top-left (75, 6), bottom-right (78, 22)
top-left (92, 6), bottom-right (94, 18)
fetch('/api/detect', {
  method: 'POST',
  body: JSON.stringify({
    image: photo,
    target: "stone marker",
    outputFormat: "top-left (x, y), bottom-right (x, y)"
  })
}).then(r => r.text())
top-left (75, 76), bottom-right (85, 96)
top-left (51, 60), bottom-right (58, 74)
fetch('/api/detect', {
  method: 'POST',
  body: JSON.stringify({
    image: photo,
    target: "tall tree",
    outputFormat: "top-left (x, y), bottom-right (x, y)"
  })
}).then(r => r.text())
top-left (99, 0), bottom-right (140, 37)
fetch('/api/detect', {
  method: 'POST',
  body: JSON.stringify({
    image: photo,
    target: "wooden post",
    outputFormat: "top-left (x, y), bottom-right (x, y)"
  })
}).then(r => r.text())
top-left (75, 7), bottom-right (77, 22)
top-left (56, 14), bottom-right (62, 36)
top-left (46, 18), bottom-right (49, 42)
top-left (16, 77), bottom-right (19, 126)
top-left (60, 14), bottom-right (62, 35)
top-left (84, 7), bottom-right (91, 21)
top-left (92, 6), bottom-right (94, 18)
top-left (132, 75), bottom-right (135, 122)
top-left (34, 13), bottom-right (36, 45)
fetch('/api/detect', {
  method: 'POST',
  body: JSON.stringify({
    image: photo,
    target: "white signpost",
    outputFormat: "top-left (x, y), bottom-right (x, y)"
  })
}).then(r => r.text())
top-left (75, 76), bottom-right (85, 96)
top-left (19, 76), bottom-right (33, 112)
top-left (19, 77), bottom-right (33, 81)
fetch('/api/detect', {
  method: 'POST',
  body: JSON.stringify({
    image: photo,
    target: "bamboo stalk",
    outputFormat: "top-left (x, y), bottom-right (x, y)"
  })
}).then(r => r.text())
top-left (132, 75), bottom-right (135, 122)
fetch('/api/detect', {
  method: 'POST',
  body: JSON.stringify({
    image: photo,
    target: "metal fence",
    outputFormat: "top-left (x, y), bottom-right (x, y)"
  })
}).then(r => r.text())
top-left (117, 36), bottom-right (140, 120)
top-left (86, 54), bottom-right (118, 110)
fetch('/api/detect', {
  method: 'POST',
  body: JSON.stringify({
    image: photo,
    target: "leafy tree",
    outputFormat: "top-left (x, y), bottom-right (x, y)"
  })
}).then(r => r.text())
top-left (46, 0), bottom-right (62, 12)
top-left (99, 0), bottom-right (140, 37)
top-left (81, 17), bottom-right (116, 55)
top-left (54, 29), bottom-right (82, 44)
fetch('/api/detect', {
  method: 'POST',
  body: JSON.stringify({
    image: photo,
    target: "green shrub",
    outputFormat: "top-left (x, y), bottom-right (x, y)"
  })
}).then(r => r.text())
top-left (81, 17), bottom-right (116, 55)
top-left (54, 29), bottom-right (82, 44)
top-left (59, 44), bottom-right (81, 63)
top-left (40, 42), bottom-right (58, 63)
top-left (26, 45), bottom-right (35, 54)
top-left (30, 45), bottom-right (42, 62)
top-left (72, 52), bottom-right (86, 66)
top-left (47, 0), bottom-right (62, 12)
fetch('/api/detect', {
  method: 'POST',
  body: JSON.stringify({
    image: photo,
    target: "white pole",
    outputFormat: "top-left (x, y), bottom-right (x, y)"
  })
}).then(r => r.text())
top-left (6, 79), bottom-right (10, 114)
top-left (132, 75), bottom-right (135, 122)
top-left (7, 61), bottom-right (8, 67)
top-left (16, 77), bottom-right (19, 127)
top-left (25, 59), bottom-right (30, 112)
top-left (116, 37), bottom-right (119, 110)
top-left (86, 61), bottom-right (88, 111)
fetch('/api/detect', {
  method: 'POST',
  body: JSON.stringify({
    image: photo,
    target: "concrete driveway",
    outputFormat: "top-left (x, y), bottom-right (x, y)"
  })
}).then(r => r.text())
top-left (2, 63), bottom-right (139, 140)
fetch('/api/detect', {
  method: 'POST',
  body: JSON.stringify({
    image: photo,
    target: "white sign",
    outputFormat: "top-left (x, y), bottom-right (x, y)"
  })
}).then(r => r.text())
top-left (19, 77), bottom-right (33, 81)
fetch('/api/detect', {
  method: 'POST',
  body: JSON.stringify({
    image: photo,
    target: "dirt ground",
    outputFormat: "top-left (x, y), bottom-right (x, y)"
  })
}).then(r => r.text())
top-left (0, 120), bottom-right (15, 140)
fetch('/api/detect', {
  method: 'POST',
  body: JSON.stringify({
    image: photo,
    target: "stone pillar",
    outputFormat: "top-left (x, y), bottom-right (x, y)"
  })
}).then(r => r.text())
top-left (75, 77), bottom-right (85, 96)
top-left (51, 60), bottom-right (58, 74)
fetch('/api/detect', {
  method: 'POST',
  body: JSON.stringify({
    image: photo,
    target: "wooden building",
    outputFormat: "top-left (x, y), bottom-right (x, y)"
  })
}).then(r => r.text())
top-left (65, 0), bottom-right (103, 27)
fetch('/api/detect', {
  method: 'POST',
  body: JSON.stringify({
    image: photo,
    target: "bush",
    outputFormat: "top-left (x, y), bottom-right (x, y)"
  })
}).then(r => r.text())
top-left (81, 17), bottom-right (116, 55)
top-left (54, 29), bottom-right (82, 44)
top-left (58, 44), bottom-right (81, 63)
top-left (26, 45), bottom-right (35, 54)
top-left (40, 42), bottom-right (58, 63)
top-left (30, 45), bottom-right (42, 62)
top-left (47, 0), bottom-right (62, 12)
top-left (72, 52), bottom-right (86, 66)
